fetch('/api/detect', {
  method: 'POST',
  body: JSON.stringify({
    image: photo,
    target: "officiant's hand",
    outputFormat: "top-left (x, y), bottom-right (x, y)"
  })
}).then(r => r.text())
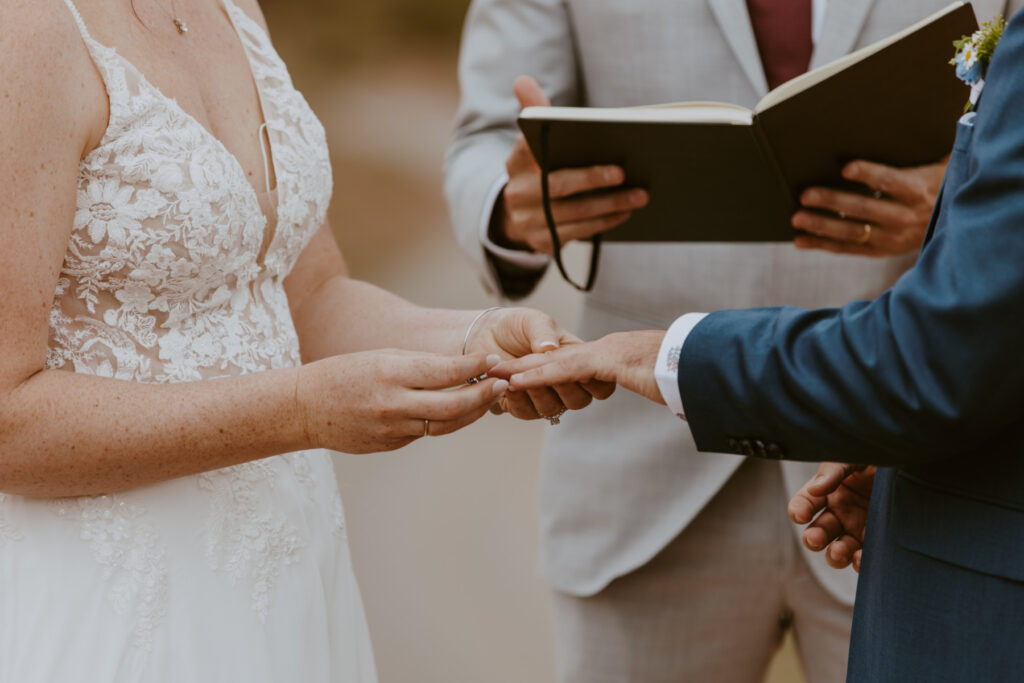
top-left (495, 76), bottom-right (649, 254)
top-left (491, 331), bottom-right (666, 406)
top-left (788, 462), bottom-right (876, 573)
top-left (792, 157), bottom-right (947, 256)
top-left (465, 307), bottom-right (614, 420)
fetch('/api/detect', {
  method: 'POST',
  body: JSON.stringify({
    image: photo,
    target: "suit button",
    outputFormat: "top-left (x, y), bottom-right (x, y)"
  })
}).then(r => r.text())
top-left (739, 440), bottom-right (755, 457)
top-left (766, 443), bottom-right (785, 460)
top-left (754, 440), bottom-right (768, 458)
top-left (727, 438), bottom-right (740, 454)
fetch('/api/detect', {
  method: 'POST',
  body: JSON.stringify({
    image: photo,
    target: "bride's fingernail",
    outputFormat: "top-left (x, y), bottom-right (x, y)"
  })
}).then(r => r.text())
top-left (486, 354), bottom-right (502, 367)
top-left (538, 341), bottom-right (558, 351)
top-left (492, 379), bottom-right (509, 395)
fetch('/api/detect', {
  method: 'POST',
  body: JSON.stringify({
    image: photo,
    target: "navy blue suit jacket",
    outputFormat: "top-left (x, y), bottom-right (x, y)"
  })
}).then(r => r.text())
top-left (679, 11), bottom-right (1024, 682)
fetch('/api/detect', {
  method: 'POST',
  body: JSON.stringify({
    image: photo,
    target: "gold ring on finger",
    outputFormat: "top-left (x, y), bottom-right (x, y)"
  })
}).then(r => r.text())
top-left (423, 419), bottom-right (431, 437)
top-left (858, 224), bottom-right (872, 245)
top-left (546, 408), bottom-right (567, 426)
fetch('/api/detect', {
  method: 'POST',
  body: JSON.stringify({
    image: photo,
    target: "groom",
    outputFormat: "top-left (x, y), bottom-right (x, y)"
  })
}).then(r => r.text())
top-left (496, 9), bottom-right (1024, 682)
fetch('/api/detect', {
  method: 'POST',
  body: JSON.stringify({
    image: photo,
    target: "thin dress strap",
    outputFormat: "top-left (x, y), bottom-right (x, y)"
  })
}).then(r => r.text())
top-left (59, 0), bottom-right (104, 57)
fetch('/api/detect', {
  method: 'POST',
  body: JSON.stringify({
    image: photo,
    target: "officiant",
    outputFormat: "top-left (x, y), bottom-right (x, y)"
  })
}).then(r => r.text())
top-left (443, 0), bottom-right (1020, 681)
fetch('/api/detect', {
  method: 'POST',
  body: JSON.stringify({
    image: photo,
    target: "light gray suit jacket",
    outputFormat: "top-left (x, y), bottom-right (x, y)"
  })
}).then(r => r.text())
top-left (444, 0), bottom-right (1015, 603)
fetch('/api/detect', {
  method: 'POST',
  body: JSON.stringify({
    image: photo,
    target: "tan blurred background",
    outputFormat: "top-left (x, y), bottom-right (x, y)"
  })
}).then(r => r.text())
top-left (260, 1), bottom-right (805, 681)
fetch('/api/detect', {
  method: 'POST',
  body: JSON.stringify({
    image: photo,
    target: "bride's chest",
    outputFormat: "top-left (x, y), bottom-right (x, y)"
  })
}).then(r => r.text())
top-left (71, 48), bottom-right (332, 292)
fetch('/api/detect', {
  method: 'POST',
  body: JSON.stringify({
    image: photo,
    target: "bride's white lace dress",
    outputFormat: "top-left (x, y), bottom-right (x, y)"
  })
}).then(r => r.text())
top-left (0, 1), bottom-right (377, 680)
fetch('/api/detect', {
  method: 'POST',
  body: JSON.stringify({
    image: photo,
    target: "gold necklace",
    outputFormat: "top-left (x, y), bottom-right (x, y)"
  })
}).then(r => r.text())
top-left (150, 0), bottom-right (189, 34)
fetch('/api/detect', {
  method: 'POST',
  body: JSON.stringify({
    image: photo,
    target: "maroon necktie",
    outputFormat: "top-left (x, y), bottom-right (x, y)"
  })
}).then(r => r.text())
top-left (746, 0), bottom-right (814, 89)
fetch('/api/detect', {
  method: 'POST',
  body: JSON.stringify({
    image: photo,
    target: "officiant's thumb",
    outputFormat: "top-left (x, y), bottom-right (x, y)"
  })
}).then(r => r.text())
top-left (514, 75), bottom-right (551, 110)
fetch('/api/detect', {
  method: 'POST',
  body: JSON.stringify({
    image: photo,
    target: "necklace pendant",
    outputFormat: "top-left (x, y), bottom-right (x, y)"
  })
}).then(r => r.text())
top-left (173, 18), bottom-right (189, 34)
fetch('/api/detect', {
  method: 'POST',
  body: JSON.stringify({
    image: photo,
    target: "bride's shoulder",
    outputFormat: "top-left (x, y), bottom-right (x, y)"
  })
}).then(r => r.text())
top-left (1, 0), bottom-right (107, 156)
top-left (1, 0), bottom-right (93, 74)
top-left (229, 0), bottom-right (272, 34)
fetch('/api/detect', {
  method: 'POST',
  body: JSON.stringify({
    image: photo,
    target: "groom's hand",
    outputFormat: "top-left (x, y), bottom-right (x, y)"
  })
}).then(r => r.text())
top-left (491, 330), bottom-right (665, 406)
top-left (495, 76), bottom-right (649, 255)
top-left (465, 307), bottom-right (614, 420)
top-left (788, 462), bottom-right (876, 573)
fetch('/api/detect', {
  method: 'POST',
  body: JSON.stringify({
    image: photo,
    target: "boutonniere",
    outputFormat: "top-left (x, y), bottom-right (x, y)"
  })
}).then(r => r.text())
top-left (951, 16), bottom-right (1006, 113)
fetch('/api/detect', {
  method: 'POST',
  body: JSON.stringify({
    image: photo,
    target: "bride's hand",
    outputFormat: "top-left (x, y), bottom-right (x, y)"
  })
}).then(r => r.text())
top-left (465, 307), bottom-right (614, 420)
top-left (297, 350), bottom-right (509, 453)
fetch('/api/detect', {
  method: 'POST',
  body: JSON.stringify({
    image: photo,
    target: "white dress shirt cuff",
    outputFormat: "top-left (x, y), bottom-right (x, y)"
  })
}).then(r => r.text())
top-left (478, 172), bottom-right (551, 270)
top-left (656, 313), bottom-right (709, 419)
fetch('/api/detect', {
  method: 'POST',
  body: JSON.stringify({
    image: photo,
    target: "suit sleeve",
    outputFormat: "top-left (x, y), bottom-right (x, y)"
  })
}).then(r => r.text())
top-left (442, 0), bottom-right (581, 298)
top-left (678, 13), bottom-right (1024, 466)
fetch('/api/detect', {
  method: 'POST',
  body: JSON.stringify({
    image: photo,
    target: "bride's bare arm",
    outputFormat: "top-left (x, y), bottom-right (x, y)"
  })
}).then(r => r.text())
top-left (0, 8), bottom-right (505, 498)
top-left (285, 227), bottom-right (483, 360)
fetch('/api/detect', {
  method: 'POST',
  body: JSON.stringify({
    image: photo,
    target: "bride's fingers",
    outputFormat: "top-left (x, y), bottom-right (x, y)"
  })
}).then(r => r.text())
top-left (404, 353), bottom-right (500, 389)
top-left (581, 379), bottom-right (616, 400)
top-left (501, 389), bottom-right (543, 420)
top-left (415, 403), bottom-right (495, 438)
top-left (411, 378), bottom-right (509, 421)
top-left (527, 386), bottom-right (567, 419)
top-left (552, 382), bottom-right (593, 411)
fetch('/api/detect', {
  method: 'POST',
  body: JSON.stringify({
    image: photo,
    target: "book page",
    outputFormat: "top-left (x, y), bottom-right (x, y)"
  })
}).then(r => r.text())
top-left (754, 2), bottom-right (964, 113)
top-left (520, 103), bottom-right (753, 126)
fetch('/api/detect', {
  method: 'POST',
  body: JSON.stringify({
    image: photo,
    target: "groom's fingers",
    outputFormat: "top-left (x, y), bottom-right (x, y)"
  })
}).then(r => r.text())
top-left (788, 486), bottom-right (827, 525)
top-left (508, 348), bottom-right (599, 391)
top-left (806, 462), bottom-right (862, 497)
top-left (826, 534), bottom-right (863, 570)
top-left (803, 509), bottom-right (845, 551)
top-left (489, 353), bottom-right (550, 380)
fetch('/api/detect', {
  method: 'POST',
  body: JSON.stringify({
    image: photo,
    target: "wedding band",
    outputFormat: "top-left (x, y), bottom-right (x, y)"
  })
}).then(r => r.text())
top-left (423, 419), bottom-right (431, 437)
top-left (858, 224), bottom-right (872, 244)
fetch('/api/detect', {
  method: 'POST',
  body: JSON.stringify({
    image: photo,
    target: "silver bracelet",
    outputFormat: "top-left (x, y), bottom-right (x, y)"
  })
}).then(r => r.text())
top-left (461, 306), bottom-right (503, 356)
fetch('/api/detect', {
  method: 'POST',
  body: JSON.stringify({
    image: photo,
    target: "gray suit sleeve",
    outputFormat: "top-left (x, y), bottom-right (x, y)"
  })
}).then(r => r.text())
top-left (443, 0), bottom-right (582, 297)
top-left (1005, 0), bottom-right (1024, 20)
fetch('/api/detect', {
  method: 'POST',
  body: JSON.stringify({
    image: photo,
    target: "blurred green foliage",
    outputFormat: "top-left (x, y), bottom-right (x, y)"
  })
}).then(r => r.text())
top-left (261, 0), bottom-right (472, 67)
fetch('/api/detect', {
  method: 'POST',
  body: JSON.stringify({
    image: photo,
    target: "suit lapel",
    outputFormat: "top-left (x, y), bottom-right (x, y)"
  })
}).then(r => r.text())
top-left (707, 0), bottom-right (769, 97)
top-left (810, 0), bottom-right (878, 68)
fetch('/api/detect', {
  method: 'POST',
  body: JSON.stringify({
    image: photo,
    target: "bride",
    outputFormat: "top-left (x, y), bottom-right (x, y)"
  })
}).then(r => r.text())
top-left (0, 0), bottom-right (606, 680)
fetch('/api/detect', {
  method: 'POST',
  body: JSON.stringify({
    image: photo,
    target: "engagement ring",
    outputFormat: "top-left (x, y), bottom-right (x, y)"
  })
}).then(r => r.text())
top-left (546, 408), bottom-right (567, 426)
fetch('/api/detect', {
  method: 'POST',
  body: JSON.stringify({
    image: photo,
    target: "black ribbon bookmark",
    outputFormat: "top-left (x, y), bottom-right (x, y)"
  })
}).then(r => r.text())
top-left (539, 122), bottom-right (602, 292)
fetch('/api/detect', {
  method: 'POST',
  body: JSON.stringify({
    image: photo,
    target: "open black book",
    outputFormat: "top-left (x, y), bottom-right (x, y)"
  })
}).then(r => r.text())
top-left (518, 2), bottom-right (978, 251)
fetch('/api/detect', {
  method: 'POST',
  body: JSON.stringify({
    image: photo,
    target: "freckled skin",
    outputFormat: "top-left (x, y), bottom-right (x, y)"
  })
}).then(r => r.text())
top-left (0, 0), bottom-right (584, 498)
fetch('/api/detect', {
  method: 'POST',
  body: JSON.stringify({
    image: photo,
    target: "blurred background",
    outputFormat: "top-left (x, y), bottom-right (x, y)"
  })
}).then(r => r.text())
top-left (260, 1), bottom-right (804, 681)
